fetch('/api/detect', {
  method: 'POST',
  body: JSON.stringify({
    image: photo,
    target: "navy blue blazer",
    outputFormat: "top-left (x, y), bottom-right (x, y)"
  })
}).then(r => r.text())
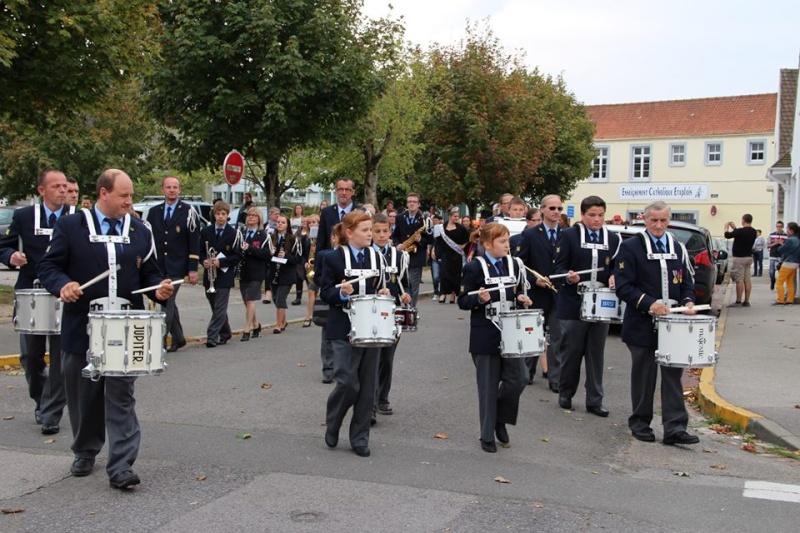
top-left (392, 211), bottom-right (432, 268)
top-left (614, 232), bottom-right (695, 348)
top-left (238, 228), bottom-right (270, 283)
top-left (553, 225), bottom-right (620, 320)
top-left (457, 255), bottom-right (523, 355)
top-left (316, 203), bottom-right (359, 253)
top-left (37, 211), bottom-right (167, 354)
top-left (514, 223), bottom-right (561, 313)
top-left (200, 225), bottom-right (241, 289)
top-left (0, 204), bottom-right (74, 289)
top-left (145, 200), bottom-right (201, 278)
top-left (320, 246), bottom-right (382, 341)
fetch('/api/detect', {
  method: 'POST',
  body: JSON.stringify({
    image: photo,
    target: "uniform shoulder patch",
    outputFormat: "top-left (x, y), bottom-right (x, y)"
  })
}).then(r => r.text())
top-left (617, 261), bottom-right (624, 269)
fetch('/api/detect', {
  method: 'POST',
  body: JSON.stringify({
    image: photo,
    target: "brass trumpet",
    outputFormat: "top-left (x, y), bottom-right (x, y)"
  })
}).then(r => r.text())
top-left (306, 237), bottom-right (317, 285)
top-left (205, 243), bottom-right (217, 294)
top-left (522, 264), bottom-right (558, 293)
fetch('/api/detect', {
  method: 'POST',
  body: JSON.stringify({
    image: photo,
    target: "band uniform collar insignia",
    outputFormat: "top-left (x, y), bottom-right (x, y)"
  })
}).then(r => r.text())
top-left (618, 261), bottom-right (624, 269)
top-left (176, 226), bottom-right (181, 233)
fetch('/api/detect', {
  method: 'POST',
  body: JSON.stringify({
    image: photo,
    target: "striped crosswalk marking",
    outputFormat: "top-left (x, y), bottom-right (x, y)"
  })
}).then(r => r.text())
top-left (743, 481), bottom-right (800, 503)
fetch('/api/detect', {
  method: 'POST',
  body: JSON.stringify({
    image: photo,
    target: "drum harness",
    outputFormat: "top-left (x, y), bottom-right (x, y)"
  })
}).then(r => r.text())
top-left (640, 231), bottom-right (694, 324)
top-left (576, 223), bottom-right (621, 287)
top-left (374, 244), bottom-right (409, 299)
top-left (475, 255), bottom-right (529, 331)
top-left (342, 246), bottom-right (385, 298)
top-left (33, 204), bottom-right (76, 238)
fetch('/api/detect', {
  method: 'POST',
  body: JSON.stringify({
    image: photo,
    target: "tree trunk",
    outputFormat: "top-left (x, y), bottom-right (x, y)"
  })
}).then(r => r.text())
top-left (264, 159), bottom-right (281, 207)
top-left (362, 140), bottom-right (382, 208)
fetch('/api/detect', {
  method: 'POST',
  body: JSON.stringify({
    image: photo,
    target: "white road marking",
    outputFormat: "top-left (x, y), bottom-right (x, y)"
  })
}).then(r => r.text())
top-left (743, 481), bottom-right (800, 503)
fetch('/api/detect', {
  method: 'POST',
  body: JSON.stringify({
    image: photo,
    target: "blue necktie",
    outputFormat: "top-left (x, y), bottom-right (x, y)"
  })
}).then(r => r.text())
top-left (165, 206), bottom-right (172, 221)
top-left (216, 228), bottom-right (223, 240)
top-left (656, 239), bottom-right (665, 253)
top-left (590, 232), bottom-right (598, 243)
top-left (106, 218), bottom-right (119, 236)
top-left (494, 260), bottom-right (504, 277)
top-left (356, 251), bottom-right (364, 269)
top-left (549, 229), bottom-right (556, 247)
top-left (247, 231), bottom-right (254, 242)
top-left (48, 212), bottom-right (57, 229)
top-left (340, 209), bottom-right (346, 221)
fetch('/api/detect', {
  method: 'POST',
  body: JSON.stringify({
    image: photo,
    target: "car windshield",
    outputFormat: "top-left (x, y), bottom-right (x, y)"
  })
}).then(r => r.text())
top-left (0, 209), bottom-right (14, 224)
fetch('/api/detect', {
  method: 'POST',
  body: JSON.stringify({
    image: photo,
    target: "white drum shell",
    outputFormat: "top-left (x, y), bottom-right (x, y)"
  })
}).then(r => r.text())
top-left (580, 287), bottom-right (626, 324)
top-left (348, 295), bottom-right (397, 348)
top-left (655, 315), bottom-right (717, 368)
top-left (87, 311), bottom-right (166, 376)
top-left (499, 309), bottom-right (545, 358)
top-left (13, 289), bottom-right (62, 334)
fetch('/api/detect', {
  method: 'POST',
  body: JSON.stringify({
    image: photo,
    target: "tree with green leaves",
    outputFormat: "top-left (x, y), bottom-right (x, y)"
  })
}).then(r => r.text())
top-left (148, 0), bottom-right (398, 207)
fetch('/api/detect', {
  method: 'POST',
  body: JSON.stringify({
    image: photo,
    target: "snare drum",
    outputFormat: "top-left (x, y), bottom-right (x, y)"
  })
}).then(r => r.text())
top-left (498, 309), bottom-right (545, 358)
top-left (579, 287), bottom-right (625, 324)
top-left (347, 294), bottom-right (397, 347)
top-left (654, 315), bottom-right (717, 368)
top-left (394, 307), bottom-right (418, 332)
top-left (13, 289), bottom-right (62, 334)
top-left (84, 310), bottom-right (167, 379)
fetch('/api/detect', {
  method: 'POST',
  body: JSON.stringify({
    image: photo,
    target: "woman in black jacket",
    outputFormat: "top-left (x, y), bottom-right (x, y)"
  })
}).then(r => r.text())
top-left (267, 215), bottom-right (300, 333)
top-left (238, 207), bottom-right (270, 341)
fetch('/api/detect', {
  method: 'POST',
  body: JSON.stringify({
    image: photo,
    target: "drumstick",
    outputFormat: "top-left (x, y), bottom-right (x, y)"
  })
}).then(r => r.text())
top-left (549, 267), bottom-right (603, 280)
top-left (467, 284), bottom-right (509, 296)
top-left (78, 265), bottom-right (121, 291)
top-left (131, 279), bottom-right (185, 295)
top-left (668, 304), bottom-right (711, 313)
top-left (335, 274), bottom-right (374, 288)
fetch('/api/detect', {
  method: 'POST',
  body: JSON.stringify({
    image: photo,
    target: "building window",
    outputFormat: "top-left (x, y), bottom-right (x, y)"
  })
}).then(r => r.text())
top-left (590, 146), bottom-right (609, 181)
top-left (630, 145), bottom-right (651, 181)
top-left (669, 143), bottom-right (686, 166)
top-left (748, 140), bottom-right (766, 165)
top-left (705, 142), bottom-right (722, 166)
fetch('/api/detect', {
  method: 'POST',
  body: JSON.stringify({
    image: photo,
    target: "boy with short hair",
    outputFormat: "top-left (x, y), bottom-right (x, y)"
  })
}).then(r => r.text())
top-left (371, 214), bottom-right (411, 421)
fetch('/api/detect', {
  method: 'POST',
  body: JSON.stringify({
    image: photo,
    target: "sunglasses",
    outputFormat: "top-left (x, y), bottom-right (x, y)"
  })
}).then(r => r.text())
top-left (547, 206), bottom-right (564, 211)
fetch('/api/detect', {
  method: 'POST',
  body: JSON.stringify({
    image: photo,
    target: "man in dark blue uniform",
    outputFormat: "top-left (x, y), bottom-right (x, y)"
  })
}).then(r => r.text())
top-left (392, 192), bottom-right (432, 308)
top-left (316, 179), bottom-right (359, 254)
top-left (38, 169), bottom-right (174, 488)
top-left (615, 200), bottom-right (699, 446)
top-left (146, 176), bottom-right (200, 352)
top-left (0, 169), bottom-right (72, 434)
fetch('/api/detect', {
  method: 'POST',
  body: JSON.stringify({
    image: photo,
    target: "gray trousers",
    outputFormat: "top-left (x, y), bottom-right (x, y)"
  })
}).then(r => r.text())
top-left (20, 333), bottom-right (65, 424)
top-left (320, 324), bottom-right (334, 380)
top-left (205, 289), bottom-right (232, 343)
top-left (162, 279), bottom-right (185, 344)
top-left (326, 340), bottom-right (379, 449)
top-left (407, 266), bottom-right (423, 308)
top-left (63, 352), bottom-right (140, 477)
top-left (537, 307), bottom-right (562, 387)
top-left (472, 354), bottom-right (528, 443)
top-left (558, 319), bottom-right (608, 407)
top-left (627, 344), bottom-right (688, 436)
top-left (374, 340), bottom-right (399, 409)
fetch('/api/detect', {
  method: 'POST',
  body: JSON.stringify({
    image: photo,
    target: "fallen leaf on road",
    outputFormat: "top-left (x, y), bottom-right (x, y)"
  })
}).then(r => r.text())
top-left (494, 476), bottom-right (511, 484)
top-left (43, 438), bottom-right (55, 445)
top-left (196, 475), bottom-right (207, 481)
top-left (541, 437), bottom-right (551, 443)
top-left (8, 371), bottom-right (23, 376)
top-left (4, 385), bottom-right (13, 390)
top-left (236, 433), bottom-right (252, 440)
top-left (296, 363), bottom-right (306, 367)
top-left (741, 443), bottom-right (758, 453)
top-left (709, 464), bottom-right (726, 470)
top-left (3, 415), bottom-right (14, 420)
top-left (433, 432), bottom-right (448, 440)
top-left (1, 508), bottom-right (25, 514)
top-left (420, 461), bottom-right (439, 466)
top-left (533, 503), bottom-right (544, 509)
top-left (2, 365), bottom-right (12, 370)
top-left (794, 404), bottom-right (800, 409)
top-left (673, 471), bottom-right (690, 477)
top-left (261, 383), bottom-right (272, 389)
top-left (702, 448), bottom-right (717, 453)
top-left (709, 424), bottom-right (733, 435)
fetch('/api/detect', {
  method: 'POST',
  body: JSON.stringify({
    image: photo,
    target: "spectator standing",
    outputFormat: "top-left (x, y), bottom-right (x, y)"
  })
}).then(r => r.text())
top-left (774, 222), bottom-right (800, 305)
top-left (724, 214), bottom-right (758, 307)
top-left (767, 221), bottom-right (788, 290)
top-left (752, 229), bottom-right (765, 276)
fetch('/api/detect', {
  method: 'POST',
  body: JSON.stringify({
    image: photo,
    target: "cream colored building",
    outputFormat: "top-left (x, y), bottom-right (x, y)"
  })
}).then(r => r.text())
top-left (565, 94), bottom-right (777, 237)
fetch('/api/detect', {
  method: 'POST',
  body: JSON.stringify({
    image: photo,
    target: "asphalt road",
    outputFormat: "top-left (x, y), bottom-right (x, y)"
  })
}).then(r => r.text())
top-left (1, 289), bottom-right (799, 532)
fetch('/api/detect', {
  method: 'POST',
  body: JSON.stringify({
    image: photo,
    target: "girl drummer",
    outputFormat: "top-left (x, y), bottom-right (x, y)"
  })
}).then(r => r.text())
top-left (457, 222), bottom-right (532, 453)
top-left (320, 211), bottom-right (390, 458)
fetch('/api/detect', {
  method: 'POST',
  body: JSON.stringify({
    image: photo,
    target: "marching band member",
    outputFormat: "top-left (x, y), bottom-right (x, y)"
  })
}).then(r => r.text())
top-left (321, 211), bottom-right (390, 457)
top-left (200, 201), bottom-right (241, 348)
top-left (458, 223), bottom-right (532, 453)
top-left (615, 200), bottom-right (699, 445)
top-left (267, 214), bottom-right (300, 333)
top-left (302, 214), bottom-right (320, 327)
top-left (0, 169), bottom-right (73, 434)
top-left (553, 196), bottom-right (620, 416)
top-left (370, 213), bottom-right (411, 421)
top-left (393, 192), bottom-right (432, 308)
top-left (314, 223), bottom-right (346, 383)
top-left (38, 169), bottom-right (173, 488)
top-left (238, 207), bottom-right (270, 341)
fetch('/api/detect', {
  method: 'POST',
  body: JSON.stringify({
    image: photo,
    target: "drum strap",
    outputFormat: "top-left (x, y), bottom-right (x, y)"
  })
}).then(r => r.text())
top-left (82, 209), bottom-right (131, 311)
top-left (476, 256), bottom-right (518, 322)
top-left (578, 223), bottom-right (609, 285)
top-left (641, 232), bottom-right (681, 305)
top-left (34, 204), bottom-right (76, 239)
top-left (343, 247), bottom-right (381, 294)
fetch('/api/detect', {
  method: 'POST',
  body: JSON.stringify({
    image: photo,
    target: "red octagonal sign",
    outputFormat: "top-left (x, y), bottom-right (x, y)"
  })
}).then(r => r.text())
top-left (223, 150), bottom-right (245, 186)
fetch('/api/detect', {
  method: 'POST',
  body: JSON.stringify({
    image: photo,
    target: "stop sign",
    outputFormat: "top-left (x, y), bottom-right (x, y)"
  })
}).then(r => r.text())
top-left (223, 150), bottom-right (245, 186)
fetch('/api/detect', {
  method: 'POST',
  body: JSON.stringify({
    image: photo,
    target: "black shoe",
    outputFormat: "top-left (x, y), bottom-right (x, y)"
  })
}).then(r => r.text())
top-left (542, 371), bottom-right (548, 379)
top-left (218, 336), bottom-right (230, 345)
top-left (325, 429), bottom-right (338, 448)
top-left (558, 395), bottom-right (572, 410)
top-left (353, 446), bottom-right (371, 457)
top-left (663, 431), bottom-right (700, 446)
top-left (41, 422), bottom-right (60, 435)
top-left (205, 341), bottom-right (217, 348)
top-left (370, 414), bottom-right (377, 426)
top-left (495, 423), bottom-right (510, 447)
top-left (262, 299), bottom-right (271, 304)
top-left (252, 323), bottom-right (261, 338)
top-left (166, 339), bottom-right (186, 353)
top-left (322, 376), bottom-right (333, 384)
top-left (273, 328), bottom-right (282, 334)
top-left (770, 282), bottom-right (775, 290)
top-left (109, 470), bottom-right (141, 489)
top-left (378, 403), bottom-right (393, 415)
top-left (549, 382), bottom-right (560, 393)
top-left (71, 457), bottom-right (95, 477)
top-left (291, 298), bottom-right (302, 306)
top-left (586, 405), bottom-right (610, 418)
top-left (632, 429), bottom-right (656, 442)
top-left (34, 408), bottom-right (43, 425)
top-left (480, 439), bottom-right (497, 453)
top-left (527, 375), bottom-right (534, 385)
top-left (240, 332), bottom-right (250, 342)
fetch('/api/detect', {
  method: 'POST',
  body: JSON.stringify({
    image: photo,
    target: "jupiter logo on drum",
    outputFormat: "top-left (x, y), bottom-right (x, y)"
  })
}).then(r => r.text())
top-left (132, 324), bottom-right (146, 364)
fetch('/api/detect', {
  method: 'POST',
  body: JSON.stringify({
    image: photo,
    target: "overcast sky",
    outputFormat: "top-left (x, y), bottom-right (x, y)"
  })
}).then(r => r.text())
top-left (363, 0), bottom-right (800, 105)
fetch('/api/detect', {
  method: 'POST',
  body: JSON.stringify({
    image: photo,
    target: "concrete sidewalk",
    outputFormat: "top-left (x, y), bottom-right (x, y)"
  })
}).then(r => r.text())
top-left (697, 272), bottom-right (800, 450)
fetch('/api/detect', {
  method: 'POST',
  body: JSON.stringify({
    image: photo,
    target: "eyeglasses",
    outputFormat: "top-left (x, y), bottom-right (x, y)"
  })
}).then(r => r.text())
top-left (546, 206), bottom-right (564, 211)
top-left (407, 200), bottom-right (419, 204)
top-left (336, 188), bottom-right (353, 192)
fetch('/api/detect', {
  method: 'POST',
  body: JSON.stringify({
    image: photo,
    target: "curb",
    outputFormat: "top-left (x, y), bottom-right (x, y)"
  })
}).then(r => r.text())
top-left (695, 281), bottom-right (800, 451)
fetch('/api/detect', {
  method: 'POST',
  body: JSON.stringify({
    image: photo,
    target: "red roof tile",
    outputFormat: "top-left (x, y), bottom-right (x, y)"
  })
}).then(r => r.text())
top-left (587, 94), bottom-right (777, 140)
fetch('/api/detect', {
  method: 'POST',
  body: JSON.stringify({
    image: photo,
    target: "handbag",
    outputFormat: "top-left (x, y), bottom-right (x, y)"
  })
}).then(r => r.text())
top-left (312, 298), bottom-right (328, 326)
